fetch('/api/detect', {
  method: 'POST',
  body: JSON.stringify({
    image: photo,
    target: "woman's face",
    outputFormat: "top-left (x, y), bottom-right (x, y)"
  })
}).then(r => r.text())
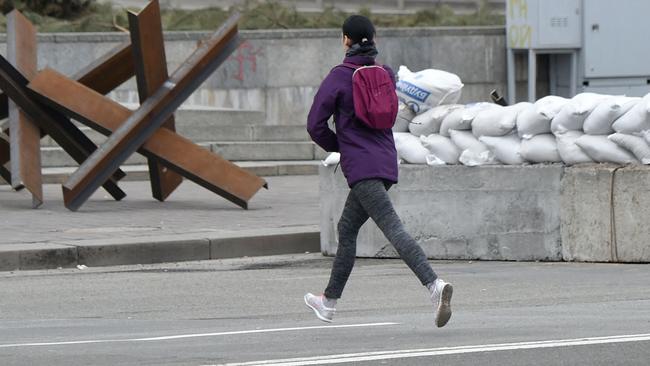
top-left (342, 35), bottom-right (352, 50)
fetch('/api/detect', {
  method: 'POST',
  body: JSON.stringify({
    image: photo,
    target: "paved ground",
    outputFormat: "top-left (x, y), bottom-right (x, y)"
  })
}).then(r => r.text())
top-left (0, 175), bottom-right (319, 245)
top-left (0, 176), bottom-right (321, 270)
top-left (1, 254), bottom-right (649, 365)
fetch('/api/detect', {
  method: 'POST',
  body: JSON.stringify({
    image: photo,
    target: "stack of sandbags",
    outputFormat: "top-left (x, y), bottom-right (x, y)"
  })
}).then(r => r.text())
top-left (391, 82), bottom-right (650, 167)
top-left (556, 93), bottom-right (650, 164)
top-left (396, 66), bottom-right (464, 114)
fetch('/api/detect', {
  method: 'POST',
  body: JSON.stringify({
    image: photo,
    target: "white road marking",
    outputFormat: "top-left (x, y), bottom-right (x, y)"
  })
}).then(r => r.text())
top-left (206, 333), bottom-right (650, 366)
top-left (0, 322), bottom-right (398, 348)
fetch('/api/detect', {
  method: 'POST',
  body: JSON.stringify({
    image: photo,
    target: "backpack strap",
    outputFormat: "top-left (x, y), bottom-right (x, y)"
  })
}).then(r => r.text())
top-left (339, 62), bottom-right (384, 70)
top-left (339, 62), bottom-right (361, 70)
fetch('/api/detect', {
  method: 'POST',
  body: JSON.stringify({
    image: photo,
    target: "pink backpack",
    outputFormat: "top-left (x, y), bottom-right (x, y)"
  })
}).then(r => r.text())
top-left (341, 63), bottom-right (399, 130)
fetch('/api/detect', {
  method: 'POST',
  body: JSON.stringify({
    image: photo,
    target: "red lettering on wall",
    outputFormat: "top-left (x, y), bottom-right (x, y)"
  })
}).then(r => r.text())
top-left (230, 41), bottom-right (263, 82)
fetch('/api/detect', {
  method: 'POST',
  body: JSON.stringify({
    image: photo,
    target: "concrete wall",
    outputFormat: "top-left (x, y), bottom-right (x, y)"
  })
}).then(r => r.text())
top-left (0, 27), bottom-right (542, 125)
top-left (561, 165), bottom-right (650, 263)
top-left (320, 164), bottom-right (563, 261)
top-left (320, 164), bottom-right (650, 263)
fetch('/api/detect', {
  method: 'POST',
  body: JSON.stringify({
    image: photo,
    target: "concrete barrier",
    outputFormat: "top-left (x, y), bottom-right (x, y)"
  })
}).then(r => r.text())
top-left (0, 26), bottom-right (543, 125)
top-left (561, 165), bottom-right (650, 263)
top-left (320, 164), bottom-right (650, 263)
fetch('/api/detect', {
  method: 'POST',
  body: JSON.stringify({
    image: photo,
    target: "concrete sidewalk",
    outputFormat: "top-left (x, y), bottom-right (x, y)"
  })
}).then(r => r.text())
top-left (0, 175), bottom-right (321, 271)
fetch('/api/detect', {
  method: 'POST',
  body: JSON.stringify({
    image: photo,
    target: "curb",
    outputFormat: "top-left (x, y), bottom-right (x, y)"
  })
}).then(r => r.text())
top-left (31, 161), bottom-right (320, 185)
top-left (0, 226), bottom-right (321, 272)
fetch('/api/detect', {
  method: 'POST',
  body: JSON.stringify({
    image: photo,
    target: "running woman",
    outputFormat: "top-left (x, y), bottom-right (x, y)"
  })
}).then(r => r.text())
top-left (304, 15), bottom-right (453, 328)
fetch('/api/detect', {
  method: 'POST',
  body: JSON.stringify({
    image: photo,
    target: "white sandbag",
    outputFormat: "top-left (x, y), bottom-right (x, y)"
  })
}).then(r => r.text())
top-left (393, 132), bottom-right (430, 164)
top-left (534, 95), bottom-right (570, 119)
top-left (459, 147), bottom-right (498, 166)
top-left (439, 106), bottom-right (468, 136)
top-left (471, 104), bottom-right (521, 137)
top-left (608, 133), bottom-right (650, 164)
top-left (420, 134), bottom-right (460, 164)
top-left (516, 102), bottom-right (551, 139)
top-left (555, 130), bottom-right (594, 165)
top-left (425, 155), bottom-right (446, 166)
top-left (461, 102), bottom-right (499, 124)
top-left (479, 134), bottom-right (525, 165)
top-left (396, 66), bottom-right (464, 113)
top-left (583, 96), bottom-right (640, 135)
top-left (392, 102), bottom-right (415, 132)
top-left (409, 104), bottom-right (462, 137)
top-left (449, 130), bottom-right (497, 166)
top-left (612, 94), bottom-right (650, 133)
top-left (640, 130), bottom-right (650, 146)
top-left (574, 135), bottom-right (639, 164)
top-left (551, 93), bottom-right (610, 133)
top-left (322, 152), bottom-right (340, 166)
top-left (449, 129), bottom-right (482, 150)
top-left (519, 134), bottom-right (561, 163)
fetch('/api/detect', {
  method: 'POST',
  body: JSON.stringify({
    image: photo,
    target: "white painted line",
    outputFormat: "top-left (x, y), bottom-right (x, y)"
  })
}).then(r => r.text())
top-left (0, 322), bottom-right (398, 349)
top-left (206, 333), bottom-right (650, 366)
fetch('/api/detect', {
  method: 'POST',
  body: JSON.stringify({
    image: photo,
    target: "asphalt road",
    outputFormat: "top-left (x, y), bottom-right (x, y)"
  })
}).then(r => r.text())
top-left (1, 254), bottom-right (649, 365)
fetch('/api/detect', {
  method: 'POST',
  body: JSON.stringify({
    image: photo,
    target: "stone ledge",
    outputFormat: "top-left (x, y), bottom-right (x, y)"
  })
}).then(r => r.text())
top-left (320, 164), bottom-right (650, 263)
top-left (0, 26), bottom-right (505, 43)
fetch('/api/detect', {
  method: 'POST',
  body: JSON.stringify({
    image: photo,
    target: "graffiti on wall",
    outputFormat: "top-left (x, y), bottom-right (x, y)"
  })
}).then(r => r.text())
top-left (230, 41), bottom-right (263, 82)
top-left (508, 0), bottom-right (532, 48)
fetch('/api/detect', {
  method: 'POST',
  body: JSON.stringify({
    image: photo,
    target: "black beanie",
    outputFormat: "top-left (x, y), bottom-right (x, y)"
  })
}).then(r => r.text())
top-left (342, 15), bottom-right (376, 45)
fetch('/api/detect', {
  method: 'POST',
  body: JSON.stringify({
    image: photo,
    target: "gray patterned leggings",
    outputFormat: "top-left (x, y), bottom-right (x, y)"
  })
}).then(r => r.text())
top-left (324, 179), bottom-right (437, 299)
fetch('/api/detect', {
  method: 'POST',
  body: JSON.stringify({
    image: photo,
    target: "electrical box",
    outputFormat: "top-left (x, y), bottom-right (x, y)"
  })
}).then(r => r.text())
top-left (582, 0), bottom-right (650, 79)
top-left (507, 0), bottom-right (581, 50)
top-left (507, 0), bottom-right (650, 102)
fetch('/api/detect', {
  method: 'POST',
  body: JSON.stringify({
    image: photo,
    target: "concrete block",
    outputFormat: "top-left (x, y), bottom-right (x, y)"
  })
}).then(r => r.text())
top-left (239, 164), bottom-right (280, 177)
top-left (320, 164), bottom-right (563, 261)
top-left (75, 236), bottom-right (211, 267)
top-left (175, 108), bottom-right (265, 126)
top-left (265, 87), bottom-right (318, 125)
top-left (176, 89), bottom-right (267, 113)
top-left (252, 125), bottom-right (310, 141)
top-left (42, 127), bottom-right (107, 147)
top-left (612, 166), bottom-right (650, 262)
top-left (0, 244), bottom-right (78, 271)
top-left (210, 229), bottom-right (320, 259)
top-left (314, 146), bottom-right (329, 160)
top-left (178, 124), bottom-right (254, 142)
top-left (41, 147), bottom-right (148, 167)
top-left (561, 165), bottom-right (616, 262)
top-left (278, 162), bottom-right (320, 176)
top-left (210, 142), bottom-right (315, 161)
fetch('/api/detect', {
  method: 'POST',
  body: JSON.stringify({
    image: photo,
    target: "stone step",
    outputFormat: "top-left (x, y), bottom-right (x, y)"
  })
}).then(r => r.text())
top-left (32, 161), bottom-right (320, 184)
top-left (209, 141), bottom-right (328, 161)
top-left (39, 141), bottom-right (328, 167)
top-left (41, 124), bottom-right (310, 147)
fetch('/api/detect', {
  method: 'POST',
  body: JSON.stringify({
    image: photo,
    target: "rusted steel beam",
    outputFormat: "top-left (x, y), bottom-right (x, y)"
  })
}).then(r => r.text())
top-left (72, 42), bottom-right (135, 96)
top-left (129, 0), bottom-right (183, 202)
top-left (32, 14), bottom-right (248, 211)
top-left (7, 10), bottom-right (43, 207)
top-left (0, 93), bottom-right (7, 119)
top-left (29, 68), bottom-right (268, 211)
top-left (0, 132), bottom-right (11, 185)
top-left (0, 131), bottom-right (24, 191)
top-left (0, 42), bottom-right (134, 123)
top-left (0, 35), bottom-right (133, 185)
top-left (0, 55), bottom-right (127, 201)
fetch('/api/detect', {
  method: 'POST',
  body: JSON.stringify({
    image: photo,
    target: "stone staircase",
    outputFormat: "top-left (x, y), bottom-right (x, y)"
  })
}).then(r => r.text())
top-left (31, 107), bottom-right (324, 184)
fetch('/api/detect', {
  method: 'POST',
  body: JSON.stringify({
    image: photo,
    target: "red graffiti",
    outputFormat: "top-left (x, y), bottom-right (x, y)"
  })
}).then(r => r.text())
top-left (230, 41), bottom-right (263, 82)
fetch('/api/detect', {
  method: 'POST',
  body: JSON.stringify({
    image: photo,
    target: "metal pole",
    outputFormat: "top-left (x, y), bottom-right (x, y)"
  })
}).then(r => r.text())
top-left (507, 48), bottom-right (516, 105)
top-left (527, 49), bottom-right (537, 102)
top-left (570, 50), bottom-right (578, 96)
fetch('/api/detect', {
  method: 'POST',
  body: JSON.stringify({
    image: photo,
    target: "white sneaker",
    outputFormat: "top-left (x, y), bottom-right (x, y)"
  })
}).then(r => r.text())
top-left (304, 293), bottom-right (335, 323)
top-left (431, 279), bottom-right (453, 328)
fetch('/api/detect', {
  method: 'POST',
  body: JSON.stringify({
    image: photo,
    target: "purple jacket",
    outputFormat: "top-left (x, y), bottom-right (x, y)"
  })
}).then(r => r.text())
top-left (307, 55), bottom-right (398, 188)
